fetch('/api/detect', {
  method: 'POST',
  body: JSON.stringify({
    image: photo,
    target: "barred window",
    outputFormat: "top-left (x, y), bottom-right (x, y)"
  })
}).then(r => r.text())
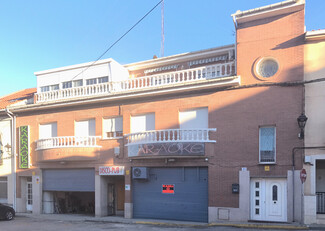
top-left (259, 126), bottom-right (276, 163)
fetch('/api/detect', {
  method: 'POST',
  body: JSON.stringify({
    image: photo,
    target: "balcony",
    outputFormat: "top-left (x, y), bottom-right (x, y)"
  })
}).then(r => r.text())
top-left (35, 62), bottom-right (235, 103)
top-left (36, 136), bottom-right (101, 150)
top-left (125, 128), bottom-right (216, 157)
top-left (36, 136), bottom-right (101, 162)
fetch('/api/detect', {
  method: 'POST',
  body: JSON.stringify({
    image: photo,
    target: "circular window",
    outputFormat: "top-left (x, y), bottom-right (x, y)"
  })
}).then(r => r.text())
top-left (256, 57), bottom-right (279, 78)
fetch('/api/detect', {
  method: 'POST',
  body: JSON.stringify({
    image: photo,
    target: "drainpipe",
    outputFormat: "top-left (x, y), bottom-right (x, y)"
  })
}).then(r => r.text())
top-left (5, 108), bottom-right (16, 211)
top-left (232, 15), bottom-right (237, 75)
top-left (292, 146), bottom-right (325, 223)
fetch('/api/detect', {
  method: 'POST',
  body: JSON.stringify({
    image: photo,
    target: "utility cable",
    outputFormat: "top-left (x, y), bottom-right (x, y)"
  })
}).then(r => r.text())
top-left (72, 0), bottom-right (163, 80)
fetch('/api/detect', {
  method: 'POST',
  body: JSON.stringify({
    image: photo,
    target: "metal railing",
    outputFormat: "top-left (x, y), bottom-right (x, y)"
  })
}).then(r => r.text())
top-left (35, 62), bottom-right (235, 103)
top-left (317, 192), bottom-right (325, 214)
top-left (124, 128), bottom-right (216, 146)
top-left (36, 136), bottom-right (101, 150)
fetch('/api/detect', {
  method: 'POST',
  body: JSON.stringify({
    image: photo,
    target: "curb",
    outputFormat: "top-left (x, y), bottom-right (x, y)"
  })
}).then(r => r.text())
top-left (135, 221), bottom-right (309, 230)
top-left (209, 223), bottom-right (309, 230)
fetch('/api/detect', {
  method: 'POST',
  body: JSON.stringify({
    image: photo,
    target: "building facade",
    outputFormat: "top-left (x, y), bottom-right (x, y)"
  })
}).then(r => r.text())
top-left (0, 88), bottom-right (36, 208)
top-left (303, 29), bottom-right (325, 225)
top-left (2, 0), bottom-right (309, 223)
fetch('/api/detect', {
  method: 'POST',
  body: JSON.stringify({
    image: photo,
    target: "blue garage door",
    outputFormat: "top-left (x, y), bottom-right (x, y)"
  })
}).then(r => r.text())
top-left (132, 167), bottom-right (208, 222)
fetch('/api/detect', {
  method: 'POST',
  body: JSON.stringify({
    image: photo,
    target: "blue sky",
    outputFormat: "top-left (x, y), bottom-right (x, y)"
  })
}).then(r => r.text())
top-left (0, 0), bottom-right (323, 97)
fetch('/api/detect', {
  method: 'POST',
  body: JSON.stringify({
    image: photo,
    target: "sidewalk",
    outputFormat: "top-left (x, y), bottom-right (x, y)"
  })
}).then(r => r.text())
top-left (16, 212), bottom-right (311, 230)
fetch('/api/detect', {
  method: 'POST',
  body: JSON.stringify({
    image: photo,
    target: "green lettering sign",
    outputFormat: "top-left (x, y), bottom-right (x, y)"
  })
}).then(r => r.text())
top-left (19, 126), bottom-right (29, 169)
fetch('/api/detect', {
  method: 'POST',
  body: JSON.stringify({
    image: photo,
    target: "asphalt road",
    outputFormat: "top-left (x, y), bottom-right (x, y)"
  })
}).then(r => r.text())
top-left (1, 215), bottom-right (321, 231)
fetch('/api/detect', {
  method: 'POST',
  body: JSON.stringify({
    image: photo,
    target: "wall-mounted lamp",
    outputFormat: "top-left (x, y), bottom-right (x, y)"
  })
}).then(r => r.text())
top-left (5, 143), bottom-right (11, 153)
top-left (297, 113), bottom-right (308, 139)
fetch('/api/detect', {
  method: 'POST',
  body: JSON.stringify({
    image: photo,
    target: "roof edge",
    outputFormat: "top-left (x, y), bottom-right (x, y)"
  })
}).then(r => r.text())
top-left (232, 0), bottom-right (305, 24)
top-left (305, 30), bottom-right (325, 41)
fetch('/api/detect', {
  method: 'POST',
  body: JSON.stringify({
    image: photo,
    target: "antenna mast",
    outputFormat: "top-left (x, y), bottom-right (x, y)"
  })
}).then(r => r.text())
top-left (160, 0), bottom-right (164, 57)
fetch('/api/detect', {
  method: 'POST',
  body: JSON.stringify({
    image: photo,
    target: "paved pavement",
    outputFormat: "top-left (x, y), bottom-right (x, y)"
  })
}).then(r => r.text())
top-left (9, 212), bottom-right (318, 230)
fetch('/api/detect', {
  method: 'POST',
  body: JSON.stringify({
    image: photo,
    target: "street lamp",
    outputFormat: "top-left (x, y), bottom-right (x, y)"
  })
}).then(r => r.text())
top-left (297, 113), bottom-right (308, 139)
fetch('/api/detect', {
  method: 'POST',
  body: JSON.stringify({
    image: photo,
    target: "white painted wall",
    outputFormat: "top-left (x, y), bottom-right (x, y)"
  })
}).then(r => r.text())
top-left (35, 59), bottom-right (129, 92)
top-left (303, 34), bottom-right (325, 224)
top-left (0, 118), bottom-right (13, 205)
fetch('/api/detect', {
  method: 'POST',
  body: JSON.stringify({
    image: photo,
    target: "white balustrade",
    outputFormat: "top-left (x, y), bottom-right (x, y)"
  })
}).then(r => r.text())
top-left (125, 128), bottom-right (216, 146)
top-left (35, 62), bottom-right (235, 103)
top-left (36, 136), bottom-right (101, 150)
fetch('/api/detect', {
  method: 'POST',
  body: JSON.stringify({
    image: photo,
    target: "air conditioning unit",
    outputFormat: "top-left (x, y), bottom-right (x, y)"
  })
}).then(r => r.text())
top-left (132, 167), bottom-right (148, 179)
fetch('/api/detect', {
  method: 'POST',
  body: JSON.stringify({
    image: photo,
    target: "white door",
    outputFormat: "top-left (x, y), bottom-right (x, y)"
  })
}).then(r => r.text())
top-left (251, 178), bottom-right (287, 222)
top-left (26, 182), bottom-right (33, 211)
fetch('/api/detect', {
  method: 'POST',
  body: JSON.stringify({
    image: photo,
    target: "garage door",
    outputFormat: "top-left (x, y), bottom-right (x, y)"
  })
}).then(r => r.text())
top-left (132, 167), bottom-right (208, 222)
top-left (43, 169), bottom-right (95, 192)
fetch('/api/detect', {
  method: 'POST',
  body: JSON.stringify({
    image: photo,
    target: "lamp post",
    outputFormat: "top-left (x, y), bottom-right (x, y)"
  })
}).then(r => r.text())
top-left (297, 113), bottom-right (308, 139)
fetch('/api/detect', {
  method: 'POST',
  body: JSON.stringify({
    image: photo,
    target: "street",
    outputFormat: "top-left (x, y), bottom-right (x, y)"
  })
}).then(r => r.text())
top-left (0, 215), bottom-right (320, 231)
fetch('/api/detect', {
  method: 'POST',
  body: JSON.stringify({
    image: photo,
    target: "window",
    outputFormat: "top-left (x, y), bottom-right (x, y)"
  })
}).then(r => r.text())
top-left (131, 114), bottom-right (155, 133)
top-left (62, 81), bottom-right (72, 89)
top-left (103, 117), bottom-right (123, 139)
top-left (75, 119), bottom-right (96, 136)
top-left (179, 108), bottom-right (208, 129)
top-left (259, 126), bottom-right (276, 163)
top-left (98, 76), bottom-right (108, 83)
top-left (39, 123), bottom-right (57, 139)
top-left (86, 77), bottom-right (108, 85)
top-left (41, 86), bottom-right (50, 92)
top-left (73, 79), bottom-right (83, 87)
top-left (0, 177), bottom-right (7, 201)
top-left (51, 84), bottom-right (59, 91)
top-left (41, 84), bottom-right (59, 92)
top-left (86, 78), bottom-right (97, 85)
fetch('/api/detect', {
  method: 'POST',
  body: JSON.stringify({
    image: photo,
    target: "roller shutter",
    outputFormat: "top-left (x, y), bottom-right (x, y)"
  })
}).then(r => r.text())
top-left (43, 169), bottom-right (95, 192)
top-left (132, 167), bottom-right (208, 222)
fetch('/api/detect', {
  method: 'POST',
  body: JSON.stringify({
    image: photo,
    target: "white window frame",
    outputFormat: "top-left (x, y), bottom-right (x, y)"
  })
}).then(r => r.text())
top-left (39, 122), bottom-right (57, 139)
top-left (179, 107), bottom-right (208, 129)
top-left (131, 113), bottom-right (155, 133)
top-left (75, 119), bottom-right (96, 137)
top-left (259, 126), bottom-right (276, 164)
top-left (102, 117), bottom-right (123, 139)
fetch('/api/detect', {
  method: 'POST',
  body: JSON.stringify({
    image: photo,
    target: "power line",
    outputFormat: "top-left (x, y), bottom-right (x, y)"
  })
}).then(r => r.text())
top-left (72, 0), bottom-right (163, 80)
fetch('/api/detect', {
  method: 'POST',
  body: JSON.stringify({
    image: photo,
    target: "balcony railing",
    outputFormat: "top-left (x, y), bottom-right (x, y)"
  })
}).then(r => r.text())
top-left (125, 128), bottom-right (216, 146)
top-left (317, 192), bottom-right (325, 214)
top-left (36, 62), bottom-right (235, 103)
top-left (36, 136), bottom-right (101, 150)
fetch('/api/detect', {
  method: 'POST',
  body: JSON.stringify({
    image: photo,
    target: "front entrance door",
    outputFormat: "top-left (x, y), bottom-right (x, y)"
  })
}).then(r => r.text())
top-left (107, 184), bottom-right (115, 216)
top-left (251, 178), bottom-right (287, 222)
top-left (26, 181), bottom-right (33, 211)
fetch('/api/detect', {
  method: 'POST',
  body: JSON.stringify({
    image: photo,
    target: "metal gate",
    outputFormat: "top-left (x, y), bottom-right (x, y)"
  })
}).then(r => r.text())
top-left (43, 169), bottom-right (95, 191)
top-left (132, 167), bottom-right (208, 222)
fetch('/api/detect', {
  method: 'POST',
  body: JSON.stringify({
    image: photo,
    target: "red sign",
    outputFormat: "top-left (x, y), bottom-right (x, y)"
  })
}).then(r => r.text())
top-left (162, 184), bottom-right (175, 194)
top-left (300, 168), bottom-right (307, 183)
top-left (99, 166), bottom-right (124, 175)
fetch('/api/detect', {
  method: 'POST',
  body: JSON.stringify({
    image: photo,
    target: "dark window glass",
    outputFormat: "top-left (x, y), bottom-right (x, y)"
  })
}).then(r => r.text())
top-left (98, 76), bottom-right (108, 83)
top-left (255, 208), bottom-right (259, 215)
top-left (62, 81), bottom-right (72, 89)
top-left (255, 182), bottom-right (259, 188)
top-left (255, 200), bottom-right (259, 206)
top-left (255, 191), bottom-right (259, 197)
top-left (272, 185), bottom-right (278, 201)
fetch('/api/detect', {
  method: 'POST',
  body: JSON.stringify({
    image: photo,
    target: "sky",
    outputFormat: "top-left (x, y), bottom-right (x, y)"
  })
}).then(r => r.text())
top-left (0, 0), bottom-right (323, 97)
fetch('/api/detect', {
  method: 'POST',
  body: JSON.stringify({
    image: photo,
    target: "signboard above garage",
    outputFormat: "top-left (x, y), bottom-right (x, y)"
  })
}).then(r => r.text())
top-left (99, 166), bottom-right (125, 175)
